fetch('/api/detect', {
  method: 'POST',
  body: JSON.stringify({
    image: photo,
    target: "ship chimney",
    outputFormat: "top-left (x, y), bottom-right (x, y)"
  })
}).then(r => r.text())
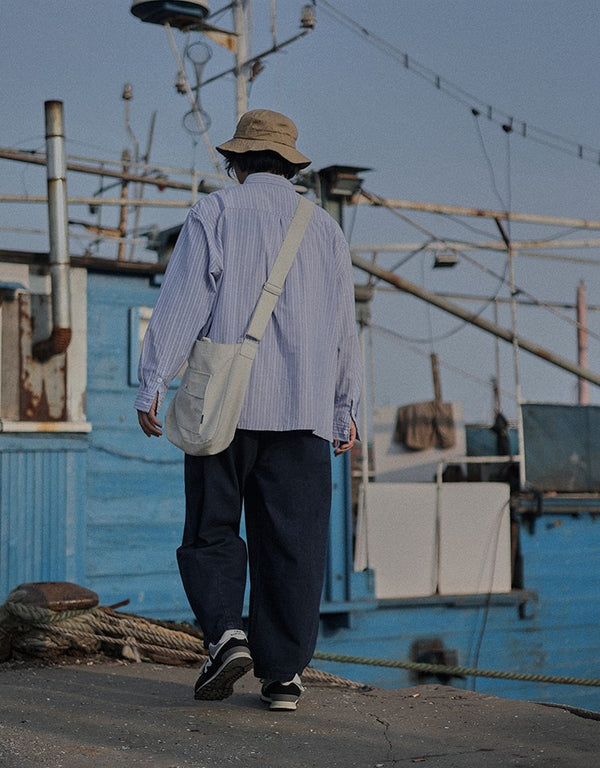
top-left (33, 100), bottom-right (72, 362)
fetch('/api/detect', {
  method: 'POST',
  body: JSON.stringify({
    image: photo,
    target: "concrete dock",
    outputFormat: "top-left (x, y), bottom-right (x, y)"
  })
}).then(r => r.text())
top-left (1, 660), bottom-right (598, 767)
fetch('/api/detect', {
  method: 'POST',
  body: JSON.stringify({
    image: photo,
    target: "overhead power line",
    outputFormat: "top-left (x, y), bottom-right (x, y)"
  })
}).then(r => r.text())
top-left (358, 188), bottom-right (600, 345)
top-left (318, 0), bottom-right (600, 166)
top-left (371, 324), bottom-right (516, 406)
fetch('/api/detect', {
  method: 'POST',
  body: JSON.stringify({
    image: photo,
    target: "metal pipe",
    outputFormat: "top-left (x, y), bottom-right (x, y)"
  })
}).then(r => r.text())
top-left (351, 253), bottom-right (600, 388)
top-left (495, 217), bottom-right (526, 489)
top-left (33, 101), bottom-right (72, 361)
top-left (129, 110), bottom-right (157, 261)
top-left (198, 32), bottom-right (310, 89)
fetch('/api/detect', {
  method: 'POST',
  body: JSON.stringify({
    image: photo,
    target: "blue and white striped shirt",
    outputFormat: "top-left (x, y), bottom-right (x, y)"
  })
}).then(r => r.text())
top-left (135, 172), bottom-right (362, 443)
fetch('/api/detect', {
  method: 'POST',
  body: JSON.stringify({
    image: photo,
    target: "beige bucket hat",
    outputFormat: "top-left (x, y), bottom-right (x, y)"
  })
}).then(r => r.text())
top-left (216, 109), bottom-right (311, 169)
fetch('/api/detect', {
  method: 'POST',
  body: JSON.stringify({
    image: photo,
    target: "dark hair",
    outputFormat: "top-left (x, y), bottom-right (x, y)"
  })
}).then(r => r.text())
top-left (222, 150), bottom-right (301, 180)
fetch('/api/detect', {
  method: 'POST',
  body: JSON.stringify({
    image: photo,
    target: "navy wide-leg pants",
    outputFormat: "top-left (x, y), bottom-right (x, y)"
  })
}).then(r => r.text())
top-left (177, 429), bottom-right (332, 681)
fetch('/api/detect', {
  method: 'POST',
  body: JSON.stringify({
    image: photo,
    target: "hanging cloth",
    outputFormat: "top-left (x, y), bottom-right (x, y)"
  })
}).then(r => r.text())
top-left (394, 400), bottom-right (456, 451)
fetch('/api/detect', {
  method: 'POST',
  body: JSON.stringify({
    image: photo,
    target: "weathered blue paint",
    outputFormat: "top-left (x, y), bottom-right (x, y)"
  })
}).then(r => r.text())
top-left (0, 434), bottom-right (87, 593)
top-left (82, 268), bottom-right (365, 619)
top-left (83, 270), bottom-right (189, 617)
top-left (466, 424), bottom-right (519, 456)
top-left (324, 443), bottom-right (353, 604)
top-left (315, 511), bottom-right (600, 711)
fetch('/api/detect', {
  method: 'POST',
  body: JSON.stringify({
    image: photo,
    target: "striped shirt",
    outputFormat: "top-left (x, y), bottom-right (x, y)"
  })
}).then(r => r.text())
top-left (135, 172), bottom-right (362, 443)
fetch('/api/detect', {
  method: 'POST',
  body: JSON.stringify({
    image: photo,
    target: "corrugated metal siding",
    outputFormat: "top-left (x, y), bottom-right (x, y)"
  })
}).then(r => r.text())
top-left (0, 435), bottom-right (87, 599)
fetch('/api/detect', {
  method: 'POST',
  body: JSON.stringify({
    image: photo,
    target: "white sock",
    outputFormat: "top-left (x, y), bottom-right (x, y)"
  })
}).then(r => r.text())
top-left (279, 674), bottom-right (302, 687)
top-left (209, 628), bottom-right (247, 656)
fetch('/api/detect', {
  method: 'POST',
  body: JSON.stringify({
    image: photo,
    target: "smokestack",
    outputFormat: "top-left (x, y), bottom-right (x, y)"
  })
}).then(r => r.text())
top-left (33, 100), bottom-right (72, 362)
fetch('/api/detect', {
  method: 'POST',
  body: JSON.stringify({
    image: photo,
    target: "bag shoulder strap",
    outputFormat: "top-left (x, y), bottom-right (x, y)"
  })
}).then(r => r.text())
top-left (244, 196), bottom-right (314, 343)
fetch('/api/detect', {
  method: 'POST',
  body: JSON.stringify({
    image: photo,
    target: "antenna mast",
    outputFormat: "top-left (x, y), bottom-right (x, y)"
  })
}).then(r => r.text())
top-left (233, 1), bottom-right (248, 121)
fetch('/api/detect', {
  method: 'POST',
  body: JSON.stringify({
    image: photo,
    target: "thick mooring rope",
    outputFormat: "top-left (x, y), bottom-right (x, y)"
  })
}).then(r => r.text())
top-left (4, 588), bottom-right (598, 690)
top-left (0, 591), bottom-right (365, 688)
top-left (1, 603), bottom-right (207, 665)
top-left (312, 651), bottom-right (600, 688)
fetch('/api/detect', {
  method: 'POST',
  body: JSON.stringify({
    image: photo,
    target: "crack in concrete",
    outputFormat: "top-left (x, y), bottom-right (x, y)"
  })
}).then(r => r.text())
top-left (367, 716), bottom-right (499, 766)
top-left (370, 713), bottom-right (395, 764)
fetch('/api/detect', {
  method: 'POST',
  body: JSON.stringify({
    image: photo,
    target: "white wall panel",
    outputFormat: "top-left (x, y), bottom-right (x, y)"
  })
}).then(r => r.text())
top-left (438, 483), bottom-right (511, 595)
top-left (360, 482), bottom-right (512, 599)
top-left (362, 483), bottom-right (437, 598)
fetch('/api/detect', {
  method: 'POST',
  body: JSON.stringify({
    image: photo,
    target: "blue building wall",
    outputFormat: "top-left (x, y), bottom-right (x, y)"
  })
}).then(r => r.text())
top-left (82, 269), bottom-right (359, 619)
top-left (83, 270), bottom-right (189, 618)
top-left (0, 266), bottom-right (360, 618)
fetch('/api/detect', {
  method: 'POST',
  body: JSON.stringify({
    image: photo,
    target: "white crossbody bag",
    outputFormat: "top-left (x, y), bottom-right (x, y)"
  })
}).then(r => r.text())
top-left (165, 195), bottom-right (314, 456)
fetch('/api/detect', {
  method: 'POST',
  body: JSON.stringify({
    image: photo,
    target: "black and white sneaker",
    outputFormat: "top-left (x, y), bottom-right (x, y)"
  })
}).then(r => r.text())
top-left (260, 675), bottom-right (304, 711)
top-left (194, 630), bottom-right (253, 700)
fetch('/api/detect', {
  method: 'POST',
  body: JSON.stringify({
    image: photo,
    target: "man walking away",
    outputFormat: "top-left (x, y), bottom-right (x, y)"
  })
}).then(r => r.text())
top-left (136, 109), bottom-right (362, 711)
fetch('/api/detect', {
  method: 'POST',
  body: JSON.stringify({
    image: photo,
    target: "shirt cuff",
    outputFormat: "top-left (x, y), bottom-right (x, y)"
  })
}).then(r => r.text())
top-left (333, 411), bottom-right (360, 443)
top-left (135, 376), bottom-right (168, 413)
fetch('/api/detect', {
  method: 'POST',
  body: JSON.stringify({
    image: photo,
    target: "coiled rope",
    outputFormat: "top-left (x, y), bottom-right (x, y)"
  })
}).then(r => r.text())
top-left (312, 651), bottom-right (600, 688)
top-left (0, 588), bottom-right (365, 689)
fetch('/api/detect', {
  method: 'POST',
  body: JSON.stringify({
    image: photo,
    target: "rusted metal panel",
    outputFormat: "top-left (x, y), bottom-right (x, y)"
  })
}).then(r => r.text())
top-left (1, 291), bottom-right (21, 420)
top-left (12, 581), bottom-right (98, 611)
top-left (1, 261), bottom-right (87, 426)
top-left (19, 292), bottom-right (67, 421)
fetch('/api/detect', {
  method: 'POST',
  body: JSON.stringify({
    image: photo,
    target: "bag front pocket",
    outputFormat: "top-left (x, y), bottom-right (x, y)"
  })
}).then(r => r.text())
top-left (175, 369), bottom-right (211, 431)
top-left (165, 340), bottom-right (244, 454)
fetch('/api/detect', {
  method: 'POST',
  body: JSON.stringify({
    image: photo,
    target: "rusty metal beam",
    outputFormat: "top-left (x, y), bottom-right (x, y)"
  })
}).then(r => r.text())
top-left (0, 146), bottom-right (219, 193)
top-left (357, 189), bottom-right (600, 231)
top-left (0, 195), bottom-right (191, 208)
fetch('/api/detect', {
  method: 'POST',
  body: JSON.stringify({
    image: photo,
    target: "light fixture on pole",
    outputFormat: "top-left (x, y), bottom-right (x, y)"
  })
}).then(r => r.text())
top-left (433, 250), bottom-right (459, 268)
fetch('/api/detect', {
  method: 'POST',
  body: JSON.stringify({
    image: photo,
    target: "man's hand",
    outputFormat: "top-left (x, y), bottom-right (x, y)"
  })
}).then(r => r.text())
top-left (333, 420), bottom-right (357, 456)
top-left (137, 392), bottom-right (163, 437)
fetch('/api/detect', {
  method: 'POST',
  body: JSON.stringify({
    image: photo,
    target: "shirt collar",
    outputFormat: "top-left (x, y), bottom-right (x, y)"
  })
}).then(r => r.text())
top-left (243, 172), bottom-right (294, 189)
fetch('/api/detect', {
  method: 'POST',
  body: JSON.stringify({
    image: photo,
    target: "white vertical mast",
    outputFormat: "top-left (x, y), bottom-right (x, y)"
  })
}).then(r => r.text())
top-left (233, 0), bottom-right (248, 121)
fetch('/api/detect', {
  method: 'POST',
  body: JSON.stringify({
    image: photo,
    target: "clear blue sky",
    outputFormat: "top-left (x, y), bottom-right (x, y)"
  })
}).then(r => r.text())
top-left (2, 1), bottom-right (600, 423)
